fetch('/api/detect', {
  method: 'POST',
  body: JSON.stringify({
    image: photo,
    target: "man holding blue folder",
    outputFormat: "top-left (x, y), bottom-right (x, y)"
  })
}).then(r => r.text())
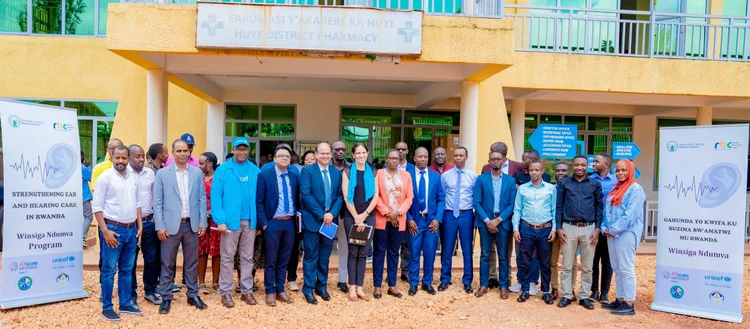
top-left (299, 142), bottom-right (344, 305)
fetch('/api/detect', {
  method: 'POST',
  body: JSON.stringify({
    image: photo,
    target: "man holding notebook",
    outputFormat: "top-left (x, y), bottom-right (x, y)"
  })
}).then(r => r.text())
top-left (299, 142), bottom-right (344, 305)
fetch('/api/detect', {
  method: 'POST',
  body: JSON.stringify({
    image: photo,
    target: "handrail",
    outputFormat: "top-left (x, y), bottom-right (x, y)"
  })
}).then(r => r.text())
top-left (506, 3), bottom-right (750, 21)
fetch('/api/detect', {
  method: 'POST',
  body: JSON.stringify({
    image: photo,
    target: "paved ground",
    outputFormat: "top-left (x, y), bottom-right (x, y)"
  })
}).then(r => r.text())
top-left (1, 255), bottom-right (748, 328)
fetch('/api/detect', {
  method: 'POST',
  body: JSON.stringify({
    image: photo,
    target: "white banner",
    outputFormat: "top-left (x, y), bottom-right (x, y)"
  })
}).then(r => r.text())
top-left (0, 100), bottom-right (88, 309)
top-left (196, 3), bottom-right (423, 55)
top-left (652, 124), bottom-right (748, 323)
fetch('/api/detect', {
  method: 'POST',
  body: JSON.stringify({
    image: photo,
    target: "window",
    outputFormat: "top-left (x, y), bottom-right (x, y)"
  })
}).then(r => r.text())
top-left (341, 108), bottom-right (459, 162)
top-left (1, 0), bottom-right (109, 36)
top-left (519, 114), bottom-right (633, 182)
top-left (720, 0), bottom-right (750, 59)
top-left (18, 99), bottom-right (117, 164)
top-left (225, 104), bottom-right (295, 139)
top-left (655, 118), bottom-right (750, 192)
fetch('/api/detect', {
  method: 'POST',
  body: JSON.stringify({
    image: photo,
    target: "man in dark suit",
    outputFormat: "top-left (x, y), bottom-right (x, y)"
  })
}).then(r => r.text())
top-left (154, 139), bottom-right (208, 314)
top-left (406, 147), bottom-right (445, 296)
top-left (299, 142), bottom-right (344, 304)
top-left (473, 150), bottom-right (517, 299)
top-left (257, 145), bottom-right (301, 307)
top-left (396, 141), bottom-right (416, 282)
top-left (480, 141), bottom-right (522, 288)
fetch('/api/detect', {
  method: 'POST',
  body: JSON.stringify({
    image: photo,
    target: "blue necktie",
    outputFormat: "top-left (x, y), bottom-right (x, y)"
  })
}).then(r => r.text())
top-left (281, 173), bottom-right (290, 214)
top-left (453, 170), bottom-right (463, 218)
top-left (418, 170), bottom-right (426, 212)
top-left (322, 169), bottom-right (331, 211)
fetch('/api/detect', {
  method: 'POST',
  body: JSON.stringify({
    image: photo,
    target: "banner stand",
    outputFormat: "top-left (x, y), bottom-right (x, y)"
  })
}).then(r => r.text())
top-left (0, 99), bottom-right (89, 309)
top-left (651, 303), bottom-right (743, 323)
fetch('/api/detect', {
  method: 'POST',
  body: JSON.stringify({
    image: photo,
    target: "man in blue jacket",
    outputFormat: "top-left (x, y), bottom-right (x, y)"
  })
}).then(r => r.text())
top-left (212, 137), bottom-right (261, 308)
top-left (299, 142), bottom-right (343, 304)
top-left (406, 147), bottom-right (445, 296)
top-left (257, 145), bottom-right (301, 307)
top-left (473, 150), bottom-right (517, 299)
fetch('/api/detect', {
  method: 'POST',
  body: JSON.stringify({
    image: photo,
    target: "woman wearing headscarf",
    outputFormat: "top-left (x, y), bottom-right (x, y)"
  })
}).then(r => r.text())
top-left (342, 142), bottom-right (380, 301)
top-left (601, 159), bottom-right (646, 315)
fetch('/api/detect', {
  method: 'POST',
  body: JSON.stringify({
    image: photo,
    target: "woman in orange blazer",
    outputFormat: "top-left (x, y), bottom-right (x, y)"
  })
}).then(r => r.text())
top-left (373, 149), bottom-right (414, 299)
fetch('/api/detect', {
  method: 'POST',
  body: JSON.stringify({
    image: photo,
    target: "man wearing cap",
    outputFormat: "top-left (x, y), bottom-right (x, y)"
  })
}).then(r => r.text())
top-left (165, 133), bottom-right (200, 168)
top-left (212, 137), bottom-right (262, 308)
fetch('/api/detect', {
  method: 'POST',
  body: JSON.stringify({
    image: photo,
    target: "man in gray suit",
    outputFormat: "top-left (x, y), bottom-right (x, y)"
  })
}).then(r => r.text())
top-left (154, 139), bottom-right (208, 314)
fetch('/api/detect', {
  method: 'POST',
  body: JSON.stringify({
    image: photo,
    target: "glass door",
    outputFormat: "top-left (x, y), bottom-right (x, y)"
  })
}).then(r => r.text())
top-left (653, 0), bottom-right (708, 57)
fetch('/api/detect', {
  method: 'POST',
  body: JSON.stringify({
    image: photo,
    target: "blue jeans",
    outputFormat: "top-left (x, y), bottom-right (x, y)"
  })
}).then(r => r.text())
top-left (515, 241), bottom-right (539, 285)
top-left (373, 222), bottom-right (404, 288)
top-left (407, 217), bottom-right (439, 287)
top-left (519, 224), bottom-right (552, 294)
top-left (100, 224), bottom-right (138, 311)
top-left (478, 225), bottom-right (510, 288)
top-left (132, 218), bottom-right (160, 298)
top-left (440, 210), bottom-right (474, 286)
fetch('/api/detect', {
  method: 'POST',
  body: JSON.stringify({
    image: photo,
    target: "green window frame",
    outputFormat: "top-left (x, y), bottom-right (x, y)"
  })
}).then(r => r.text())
top-left (1, 0), bottom-right (112, 36)
top-left (224, 103), bottom-right (296, 140)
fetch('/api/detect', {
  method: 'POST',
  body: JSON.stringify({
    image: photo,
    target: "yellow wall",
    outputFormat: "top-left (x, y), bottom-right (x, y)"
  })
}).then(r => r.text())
top-left (0, 35), bottom-right (207, 155)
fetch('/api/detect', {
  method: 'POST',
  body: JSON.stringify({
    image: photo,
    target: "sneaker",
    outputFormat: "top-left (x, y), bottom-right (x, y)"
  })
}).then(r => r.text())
top-left (144, 294), bottom-right (163, 305)
top-left (130, 300), bottom-right (140, 310)
top-left (119, 305), bottom-right (143, 316)
top-left (529, 284), bottom-right (539, 296)
top-left (289, 281), bottom-right (300, 291)
top-left (171, 284), bottom-right (181, 293)
top-left (366, 256), bottom-right (373, 263)
top-left (611, 302), bottom-right (636, 315)
top-left (82, 240), bottom-right (89, 248)
top-left (101, 310), bottom-right (120, 322)
top-left (509, 283), bottom-right (522, 293)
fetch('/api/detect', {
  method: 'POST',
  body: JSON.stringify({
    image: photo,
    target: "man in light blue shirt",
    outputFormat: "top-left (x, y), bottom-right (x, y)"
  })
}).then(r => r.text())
top-left (438, 147), bottom-right (478, 294)
top-left (512, 161), bottom-right (557, 305)
top-left (590, 153), bottom-right (615, 303)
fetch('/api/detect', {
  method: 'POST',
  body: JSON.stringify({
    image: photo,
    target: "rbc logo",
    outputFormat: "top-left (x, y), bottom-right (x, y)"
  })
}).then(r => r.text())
top-left (714, 141), bottom-right (733, 149)
top-left (52, 122), bottom-right (72, 131)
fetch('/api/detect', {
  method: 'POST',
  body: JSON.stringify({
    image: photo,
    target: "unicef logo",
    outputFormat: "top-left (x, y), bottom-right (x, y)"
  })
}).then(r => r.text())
top-left (17, 276), bottom-right (32, 291)
top-left (666, 141), bottom-right (678, 152)
top-left (670, 285), bottom-right (684, 299)
top-left (10, 262), bottom-right (19, 272)
top-left (724, 276), bottom-right (732, 282)
top-left (56, 273), bottom-right (70, 286)
top-left (709, 291), bottom-right (725, 304)
top-left (9, 115), bottom-right (21, 128)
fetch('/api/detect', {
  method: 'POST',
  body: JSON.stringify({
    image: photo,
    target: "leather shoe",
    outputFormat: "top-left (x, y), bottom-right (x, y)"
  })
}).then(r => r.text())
top-left (221, 294), bottom-right (235, 308)
top-left (464, 285), bottom-right (473, 294)
top-left (400, 273), bottom-right (409, 282)
top-left (303, 293), bottom-right (318, 305)
top-left (599, 293), bottom-right (611, 304)
top-left (187, 296), bottom-right (208, 310)
top-left (265, 294), bottom-right (276, 307)
top-left (276, 292), bottom-right (294, 304)
top-left (580, 298), bottom-right (595, 310)
top-left (408, 285), bottom-right (418, 296)
top-left (557, 297), bottom-right (571, 308)
top-left (551, 288), bottom-right (559, 300)
top-left (337, 282), bottom-right (349, 293)
top-left (590, 291), bottom-right (600, 302)
top-left (488, 278), bottom-right (500, 289)
top-left (517, 291), bottom-right (529, 302)
top-left (437, 283), bottom-right (450, 292)
top-left (315, 290), bottom-right (331, 302)
top-left (500, 288), bottom-right (509, 299)
top-left (421, 284), bottom-right (436, 295)
top-left (159, 299), bottom-right (171, 314)
top-left (474, 287), bottom-right (488, 298)
top-left (542, 293), bottom-right (554, 305)
top-left (240, 293), bottom-right (257, 306)
top-left (387, 289), bottom-right (403, 298)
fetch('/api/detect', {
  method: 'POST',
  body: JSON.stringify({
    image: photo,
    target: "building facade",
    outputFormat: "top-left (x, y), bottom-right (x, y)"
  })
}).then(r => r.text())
top-left (1, 0), bottom-right (749, 240)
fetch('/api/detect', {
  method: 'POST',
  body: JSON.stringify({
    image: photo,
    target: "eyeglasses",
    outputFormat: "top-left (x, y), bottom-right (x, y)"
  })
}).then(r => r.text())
top-left (275, 154), bottom-right (291, 159)
top-left (396, 148), bottom-right (407, 151)
top-left (317, 152), bottom-right (331, 156)
top-left (333, 148), bottom-right (346, 152)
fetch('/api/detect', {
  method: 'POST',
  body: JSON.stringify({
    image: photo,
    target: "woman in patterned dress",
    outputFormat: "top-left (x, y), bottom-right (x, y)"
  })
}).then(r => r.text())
top-left (198, 152), bottom-right (221, 294)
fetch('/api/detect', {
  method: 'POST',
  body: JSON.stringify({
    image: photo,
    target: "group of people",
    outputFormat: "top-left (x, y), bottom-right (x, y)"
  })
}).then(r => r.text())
top-left (84, 133), bottom-right (646, 322)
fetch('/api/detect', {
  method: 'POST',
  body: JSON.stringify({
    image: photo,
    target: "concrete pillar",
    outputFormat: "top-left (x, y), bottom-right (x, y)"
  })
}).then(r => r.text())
top-left (146, 70), bottom-right (168, 146)
top-left (697, 106), bottom-right (713, 125)
top-left (511, 98), bottom-right (526, 161)
top-left (206, 102), bottom-right (225, 158)
top-left (460, 81), bottom-right (479, 172)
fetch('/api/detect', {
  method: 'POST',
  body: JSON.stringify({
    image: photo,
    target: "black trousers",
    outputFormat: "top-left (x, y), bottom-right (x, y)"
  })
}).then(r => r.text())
top-left (591, 232), bottom-right (612, 294)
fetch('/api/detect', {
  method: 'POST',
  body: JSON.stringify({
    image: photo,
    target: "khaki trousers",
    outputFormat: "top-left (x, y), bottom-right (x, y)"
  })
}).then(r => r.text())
top-left (560, 223), bottom-right (596, 300)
